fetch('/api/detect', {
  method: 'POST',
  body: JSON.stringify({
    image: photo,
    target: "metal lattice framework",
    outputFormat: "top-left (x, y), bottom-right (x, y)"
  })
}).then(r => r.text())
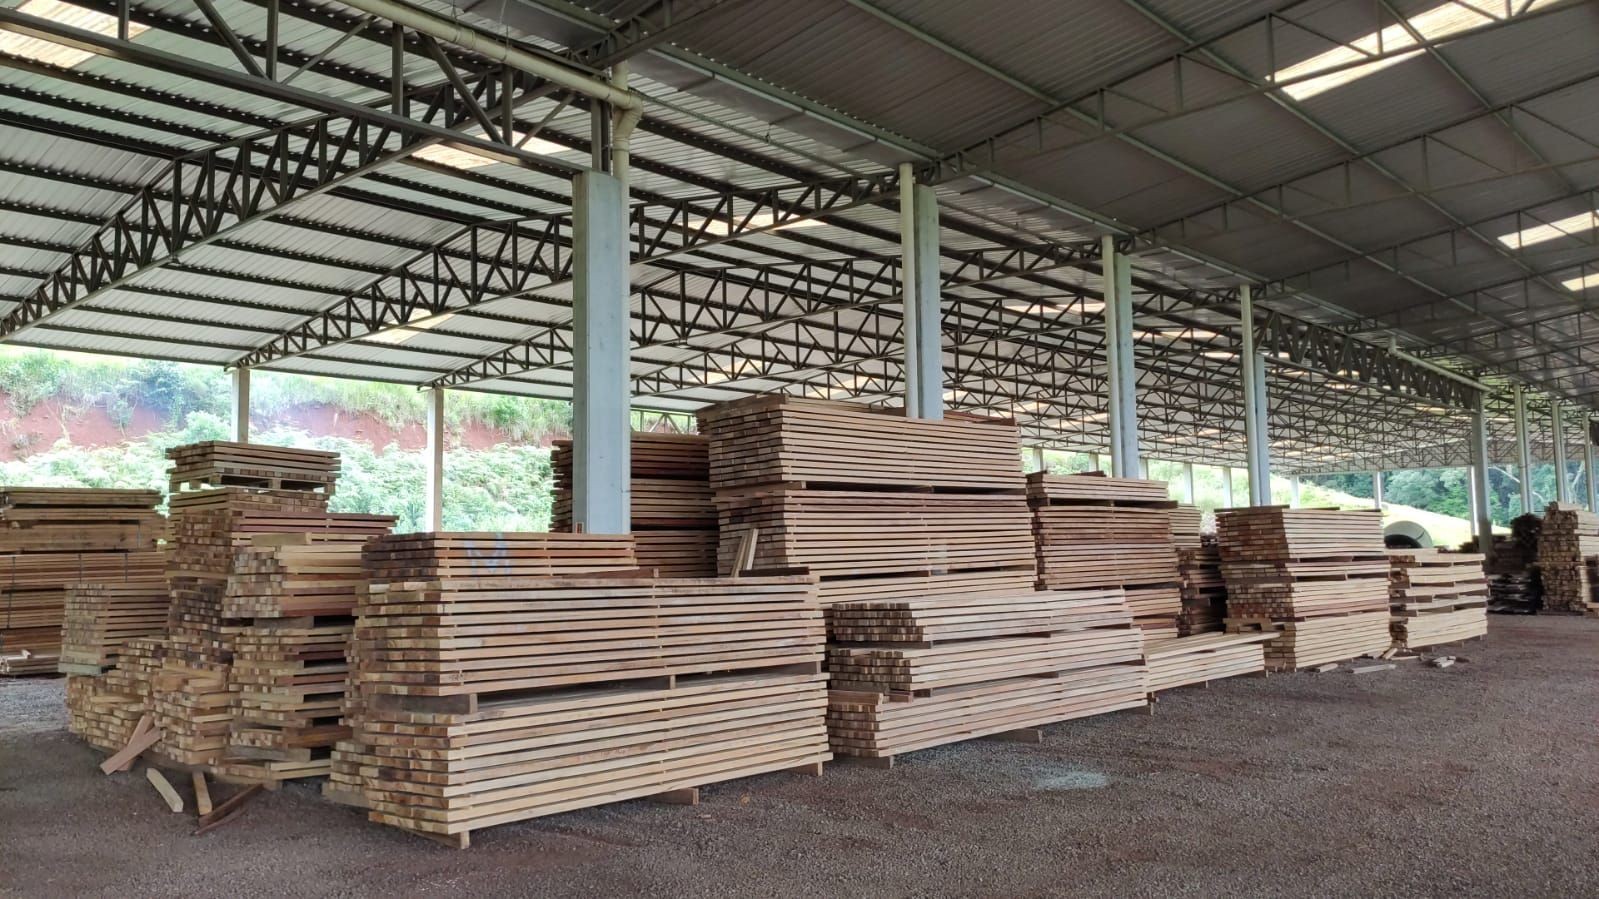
top-left (0, 0), bottom-right (1596, 476)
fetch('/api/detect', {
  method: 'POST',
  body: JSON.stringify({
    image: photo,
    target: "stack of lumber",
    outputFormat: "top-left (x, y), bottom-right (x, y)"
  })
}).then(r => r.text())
top-left (65, 636), bottom-right (164, 751)
top-left (0, 487), bottom-right (164, 675)
top-left (1028, 473), bottom-right (1182, 638)
top-left (825, 589), bottom-right (1147, 762)
top-left (1217, 507), bottom-right (1392, 670)
top-left (698, 397), bottom-right (1034, 604)
top-left (1387, 549), bottom-right (1490, 649)
top-left (552, 433), bottom-right (717, 576)
top-left (333, 536), bottom-right (828, 847)
top-left (1142, 631), bottom-right (1273, 693)
top-left (1169, 505), bottom-right (1203, 549)
top-left (1176, 537), bottom-right (1228, 636)
top-left (146, 442), bottom-right (393, 778)
top-left (1536, 503), bottom-right (1599, 614)
top-left (166, 441), bottom-right (339, 494)
top-left (58, 580), bottom-right (170, 672)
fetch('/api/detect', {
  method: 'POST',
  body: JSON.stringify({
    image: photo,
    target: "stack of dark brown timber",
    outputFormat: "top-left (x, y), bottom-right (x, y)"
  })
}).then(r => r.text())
top-left (826, 589), bottom-right (1147, 763)
top-left (1176, 536), bottom-right (1228, 636)
top-left (552, 433), bottom-right (717, 576)
top-left (1536, 503), bottom-right (1599, 614)
top-left (166, 441), bottom-right (339, 494)
top-left (698, 397), bottom-right (1034, 604)
top-left (1028, 473), bottom-right (1182, 639)
top-left (1217, 507), bottom-right (1392, 670)
top-left (1387, 549), bottom-right (1490, 649)
top-left (331, 534), bottom-right (830, 848)
top-left (0, 487), bottom-right (164, 675)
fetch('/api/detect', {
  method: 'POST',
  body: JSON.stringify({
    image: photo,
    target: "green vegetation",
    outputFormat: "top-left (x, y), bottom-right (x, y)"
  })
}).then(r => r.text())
top-left (0, 348), bottom-right (566, 532)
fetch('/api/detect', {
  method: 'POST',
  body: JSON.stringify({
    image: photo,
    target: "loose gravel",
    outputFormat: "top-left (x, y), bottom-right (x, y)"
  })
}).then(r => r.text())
top-left (2, 615), bottom-right (1596, 898)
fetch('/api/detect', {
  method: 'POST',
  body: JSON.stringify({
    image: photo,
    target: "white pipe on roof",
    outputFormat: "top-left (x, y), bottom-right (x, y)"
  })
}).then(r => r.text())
top-left (338, 0), bottom-right (643, 113)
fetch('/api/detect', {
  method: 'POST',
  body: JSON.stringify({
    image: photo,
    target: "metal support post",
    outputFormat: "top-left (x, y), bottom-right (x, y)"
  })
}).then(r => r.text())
top-left (1372, 470), bottom-right (1384, 511)
top-left (230, 367), bottom-right (250, 444)
top-left (1552, 399), bottom-right (1571, 503)
top-left (1239, 285), bottom-right (1271, 505)
top-left (1103, 237), bottom-right (1138, 476)
top-left (1514, 385), bottom-right (1533, 514)
top-left (1290, 474), bottom-right (1301, 508)
top-left (1470, 391), bottom-right (1493, 560)
top-left (1222, 467), bottom-right (1235, 508)
top-left (571, 171), bottom-right (631, 534)
top-left (424, 386), bottom-right (444, 532)
top-left (1183, 462), bottom-right (1196, 505)
top-left (901, 165), bottom-right (943, 419)
top-left (1586, 419), bottom-right (1599, 512)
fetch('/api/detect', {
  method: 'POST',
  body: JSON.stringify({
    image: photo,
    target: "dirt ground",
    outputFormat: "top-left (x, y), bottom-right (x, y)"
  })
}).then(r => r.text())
top-left (3, 615), bottom-right (1597, 898)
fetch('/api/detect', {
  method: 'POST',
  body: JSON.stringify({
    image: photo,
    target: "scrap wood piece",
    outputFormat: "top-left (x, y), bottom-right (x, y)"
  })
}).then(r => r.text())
top-left (193, 785), bottom-right (264, 836)
top-left (192, 771), bottom-right (212, 816)
top-left (146, 768), bottom-right (184, 813)
top-left (100, 718), bottom-right (161, 775)
top-left (1350, 663), bottom-right (1395, 675)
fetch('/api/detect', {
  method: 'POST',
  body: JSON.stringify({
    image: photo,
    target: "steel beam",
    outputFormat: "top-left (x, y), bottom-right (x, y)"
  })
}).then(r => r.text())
top-left (1103, 239), bottom-right (1138, 476)
top-left (1240, 285), bottom-right (1270, 505)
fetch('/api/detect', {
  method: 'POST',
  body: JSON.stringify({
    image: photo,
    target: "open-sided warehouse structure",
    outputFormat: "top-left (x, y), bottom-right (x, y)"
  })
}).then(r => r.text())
top-left (0, 0), bottom-right (1597, 541)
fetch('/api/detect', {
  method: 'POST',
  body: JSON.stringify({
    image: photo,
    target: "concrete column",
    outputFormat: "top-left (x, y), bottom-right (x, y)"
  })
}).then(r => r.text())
top-left (1239, 285), bottom-right (1271, 505)
top-left (1222, 467), bottom-right (1235, 508)
top-left (901, 165), bottom-right (943, 419)
top-left (1138, 458), bottom-right (1149, 479)
top-left (1103, 237), bottom-right (1138, 476)
top-left (571, 171), bottom-right (631, 534)
top-left (1513, 386), bottom-right (1533, 514)
top-left (229, 367), bottom-right (250, 443)
top-left (1371, 470), bottom-right (1384, 511)
top-left (1552, 399), bottom-right (1571, 503)
top-left (1585, 419), bottom-right (1599, 512)
top-left (1183, 462), bottom-right (1196, 504)
top-left (1290, 474), bottom-right (1301, 508)
top-left (424, 386), bottom-right (445, 532)
top-left (1470, 391), bottom-right (1493, 559)
top-left (1028, 446), bottom-right (1045, 473)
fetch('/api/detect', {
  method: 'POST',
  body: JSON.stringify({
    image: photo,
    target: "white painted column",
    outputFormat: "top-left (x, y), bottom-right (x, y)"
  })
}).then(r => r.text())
top-left (1102, 237), bottom-right (1138, 476)
top-left (1585, 419), bottom-right (1599, 512)
top-left (1183, 462), bottom-right (1196, 505)
top-left (1469, 391), bottom-right (1493, 560)
top-left (1551, 399), bottom-right (1571, 503)
top-left (1138, 458), bottom-right (1149, 479)
top-left (1513, 385), bottom-right (1533, 514)
top-left (1290, 474), bottom-right (1301, 508)
top-left (571, 171), bottom-right (631, 534)
top-left (1372, 470), bottom-right (1384, 511)
top-left (1239, 285), bottom-right (1271, 505)
top-left (1029, 446), bottom-right (1045, 473)
top-left (1222, 467), bottom-right (1235, 508)
top-left (424, 386), bottom-right (445, 533)
top-left (230, 367), bottom-right (250, 443)
top-left (901, 165), bottom-right (943, 419)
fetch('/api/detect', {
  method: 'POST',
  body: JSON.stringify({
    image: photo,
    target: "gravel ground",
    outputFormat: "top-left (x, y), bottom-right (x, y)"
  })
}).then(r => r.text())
top-left (2, 615), bottom-right (1596, 898)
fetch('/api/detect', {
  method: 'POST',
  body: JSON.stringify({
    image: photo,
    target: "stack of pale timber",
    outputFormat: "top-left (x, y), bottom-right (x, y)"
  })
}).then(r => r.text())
top-left (1142, 631), bottom-right (1274, 693)
top-left (332, 535), bottom-right (829, 847)
top-left (1536, 503), bottom-right (1599, 614)
top-left (1176, 537), bottom-right (1228, 636)
top-left (552, 433), bottom-right (717, 576)
top-left (147, 443), bottom-right (393, 778)
top-left (0, 487), bottom-right (164, 675)
top-left (58, 579), bottom-right (170, 672)
top-left (699, 398), bottom-right (1034, 603)
top-left (1387, 549), bottom-right (1490, 649)
top-left (825, 589), bottom-right (1147, 763)
top-left (65, 636), bottom-right (164, 752)
top-left (1169, 505), bottom-right (1204, 549)
top-left (166, 441), bottom-right (339, 494)
top-left (1217, 507), bottom-right (1392, 670)
top-left (1028, 473), bottom-right (1182, 638)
